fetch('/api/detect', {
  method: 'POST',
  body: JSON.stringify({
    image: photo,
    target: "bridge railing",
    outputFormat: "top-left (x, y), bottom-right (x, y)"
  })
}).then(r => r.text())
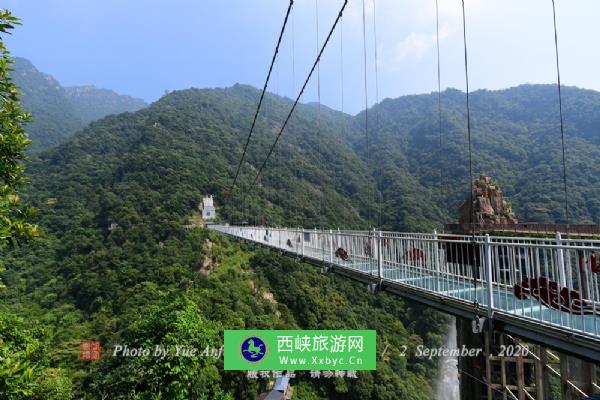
top-left (209, 225), bottom-right (600, 339)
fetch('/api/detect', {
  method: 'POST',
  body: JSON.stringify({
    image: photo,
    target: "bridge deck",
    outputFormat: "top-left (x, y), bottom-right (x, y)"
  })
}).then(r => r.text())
top-left (210, 225), bottom-right (600, 361)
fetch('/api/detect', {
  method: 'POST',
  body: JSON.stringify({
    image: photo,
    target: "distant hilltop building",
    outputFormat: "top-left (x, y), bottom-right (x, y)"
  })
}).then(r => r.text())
top-left (201, 195), bottom-right (216, 221)
top-left (458, 173), bottom-right (518, 226)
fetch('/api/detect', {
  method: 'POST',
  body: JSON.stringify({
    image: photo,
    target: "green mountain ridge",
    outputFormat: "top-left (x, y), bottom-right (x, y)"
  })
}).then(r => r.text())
top-left (29, 82), bottom-right (600, 231)
top-left (63, 84), bottom-right (147, 125)
top-left (352, 84), bottom-right (600, 227)
top-left (11, 57), bottom-right (147, 152)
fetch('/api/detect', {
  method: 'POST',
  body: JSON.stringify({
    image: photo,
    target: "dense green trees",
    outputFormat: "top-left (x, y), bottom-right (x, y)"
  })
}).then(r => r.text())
top-left (12, 77), bottom-right (600, 231)
top-left (0, 313), bottom-right (73, 399)
top-left (0, 10), bottom-right (71, 399)
top-left (92, 293), bottom-right (228, 399)
top-left (27, 81), bottom-right (600, 233)
top-left (355, 85), bottom-right (600, 228)
top-left (0, 12), bottom-right (37, 248)
top-left (4, 222), bottom-right (447, 398)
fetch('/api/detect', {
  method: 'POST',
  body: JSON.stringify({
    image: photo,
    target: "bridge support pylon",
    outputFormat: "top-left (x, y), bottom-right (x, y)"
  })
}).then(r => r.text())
top-left (367, 282), bottom-right (380, 294)
top-left (320, 265), bottom-right (332, 274)
top-left (457, 316), bottom-right (599, 399)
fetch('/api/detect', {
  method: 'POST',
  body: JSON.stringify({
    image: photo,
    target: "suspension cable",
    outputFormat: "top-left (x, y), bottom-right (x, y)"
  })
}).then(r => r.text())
top-left (315, 0), bottom-right (323, 227)
top-left (276, 51), bottom-right (280, 97)
top-left (229, 0), bottom-right (294, 194)
top-left (340, 16), bottom-right (345, 125)
top-left (372, 0), bottom-right (380, 124)
top-left (460, 0), bottom-right (474, 235)
top-left (242, 0), bottom-right (349, 204)
top-left (372, 0), bottom-right (382, 228)
top-left (435, 0), bottom-right (443, 204)
top-left (551, 0), bottom-right (570, 229)
top-left (461, 0), bottom-right (479, 307)
top-left (291, 2), bottom-right (299, 226)
top-left (292, 3), bottom-right (296, 93)
top-left (362, 0), bottom-right (371, 228)
top-left (339, 15), bottom-right (345, 218)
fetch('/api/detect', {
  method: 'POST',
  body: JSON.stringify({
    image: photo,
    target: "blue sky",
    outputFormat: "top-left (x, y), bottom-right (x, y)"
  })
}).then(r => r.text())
top-left (3, 0), bottom-right (599, 114)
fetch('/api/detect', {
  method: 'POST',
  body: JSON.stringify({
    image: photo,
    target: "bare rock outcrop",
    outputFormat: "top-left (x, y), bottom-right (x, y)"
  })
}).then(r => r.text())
top-left (458, 173), bottom-right (518, 226)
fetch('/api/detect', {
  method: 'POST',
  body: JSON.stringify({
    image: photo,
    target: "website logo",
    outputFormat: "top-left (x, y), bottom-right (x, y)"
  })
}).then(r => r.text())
top-left (225, 330), bottom-right (376, 370)
top-left (241, 336), bottom-right (266, 363)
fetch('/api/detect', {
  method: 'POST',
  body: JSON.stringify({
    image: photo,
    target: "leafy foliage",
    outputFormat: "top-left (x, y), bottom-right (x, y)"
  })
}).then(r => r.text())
top-left (0, 13), bottom-right (37, 248)
top-left (0, 11), bottom-right (63, 399)
top-left (0, 301), bottom-right (74, 399)
top-left (92, 293), bottom-right (228, 400)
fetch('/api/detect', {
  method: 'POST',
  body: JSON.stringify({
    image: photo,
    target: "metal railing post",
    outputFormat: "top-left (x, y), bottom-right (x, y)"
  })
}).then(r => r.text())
top-left (314, 228), bottom-right (318, 261)
top-left (329, 229), bottom-right (334, 265)
top-left (556, 232), bottom-right (567, 288)
top-left (377, 230), bottom-right (383, 280)
top-left (301, 228), bottom-right (305, 258)
top-left (433, 229), bottom-right (440, 292)
top-left (321, 228), bottom-right (325, 262)
top-left (485, 234), bottom-right (494, 318)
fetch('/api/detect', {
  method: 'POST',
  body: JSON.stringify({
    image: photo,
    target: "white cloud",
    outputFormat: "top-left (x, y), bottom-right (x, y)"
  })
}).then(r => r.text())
top-left (388, 23), bottom-right (455, 66)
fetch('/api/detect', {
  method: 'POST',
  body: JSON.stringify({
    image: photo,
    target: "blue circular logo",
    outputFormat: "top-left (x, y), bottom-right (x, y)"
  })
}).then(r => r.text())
top-left (241, 336), bottom-right (266, 362)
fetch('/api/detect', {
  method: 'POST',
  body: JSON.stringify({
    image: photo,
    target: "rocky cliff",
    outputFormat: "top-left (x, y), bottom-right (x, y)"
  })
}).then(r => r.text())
top-left (458, 173), bottom-right (518, 226)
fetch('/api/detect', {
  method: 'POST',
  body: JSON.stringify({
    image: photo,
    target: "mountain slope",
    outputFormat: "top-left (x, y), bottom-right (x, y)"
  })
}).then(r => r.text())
top-left (2, 84), bottom-right (449, 399)
top-left (11, 57), bottom-right (84, 152)
top-left (27, 83), bottom-right (600, 232)
top-left (11, 57), bottom-right (147, 152)
top-left (31, 84), bottom-right (376, 232)
top-left (64, 85), bottom-right (147, 125)
top-left (352, 84), bottom-right (600, 227)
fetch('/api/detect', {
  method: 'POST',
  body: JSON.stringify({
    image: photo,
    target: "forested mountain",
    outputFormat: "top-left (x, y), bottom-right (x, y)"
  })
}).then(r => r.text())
top-left (17, 79), bottom-right (600, 230)
top-left (11, 57), bottom-right (147, 152)
top-left (355, 84), bottom-right (600, 227)
top-left (2, 84), bottom-right (450, 399)
top-left (63, 85), bottom-right (147, 125)
top-left (4, 82), bottom-right (600, 398)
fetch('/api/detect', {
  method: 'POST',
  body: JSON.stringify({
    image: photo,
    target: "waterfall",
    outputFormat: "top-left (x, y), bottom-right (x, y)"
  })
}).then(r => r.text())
top-left (435, 317), bottom-right (459, 400)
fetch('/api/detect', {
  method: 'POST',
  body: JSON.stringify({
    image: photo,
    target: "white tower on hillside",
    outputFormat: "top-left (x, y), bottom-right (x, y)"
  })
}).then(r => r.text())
top-left (201, 195), bottom-right (216, 221)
